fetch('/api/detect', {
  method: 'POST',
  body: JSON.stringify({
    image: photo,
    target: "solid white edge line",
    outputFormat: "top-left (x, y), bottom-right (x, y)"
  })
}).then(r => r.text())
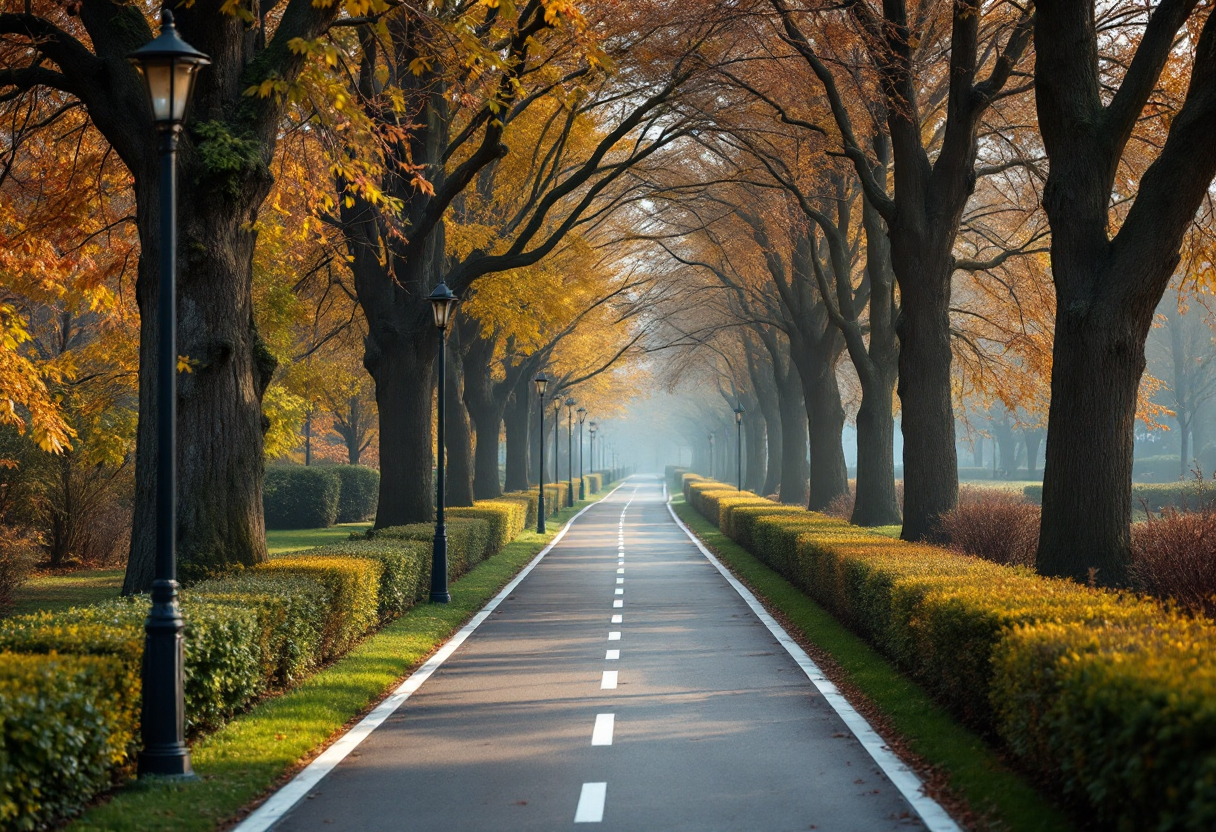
top-left (231, 483), bottom-right (630, 832)
top-left (665, 498), bottom-right (964, 832)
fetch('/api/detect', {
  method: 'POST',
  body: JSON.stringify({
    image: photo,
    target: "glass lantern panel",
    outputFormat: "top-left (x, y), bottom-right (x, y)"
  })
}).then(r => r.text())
top-left (142, 63), bottom-right (174, 122)
top-left (172, 61), bottom-right (197, 121)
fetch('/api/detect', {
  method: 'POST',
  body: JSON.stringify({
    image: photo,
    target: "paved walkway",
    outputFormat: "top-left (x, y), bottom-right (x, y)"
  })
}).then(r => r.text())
top-left (264, 478), bottom-right (939, 831)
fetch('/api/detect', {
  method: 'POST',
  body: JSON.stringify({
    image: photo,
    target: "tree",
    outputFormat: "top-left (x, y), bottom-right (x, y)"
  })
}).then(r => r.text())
top-left (773, 0), bottom-right (1034, 539)
top-left (1034, 0), bottom-right (1216, 584)
top-left (1, 0), bottom-right (362, 589)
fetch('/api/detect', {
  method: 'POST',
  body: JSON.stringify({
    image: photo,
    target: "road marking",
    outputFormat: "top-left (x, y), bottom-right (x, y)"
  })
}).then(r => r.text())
top-left (616, 578), bottom-right (624, 584)
top-left (227, 484), bottom-right (628, 832)
top-left (575, 782), bottom-right (607, 823)
top-left (666, 499), bottom-right (964, 832)
top-left (611, 614), bottom-right (622, 623)
top-left (614, 588), bottom-right (623, 595)
top-left (606, 649), bottom-right (620, 660)
top-left (612, 599), bottom-right (623, 608)
top-left (591, 713), bottom-right (615, 746)
top-left (616, 568), bottom-right (624, 574)
top-left (608, 631), bottom-right (621, 640)
top-left (601, 670), bottom-right (618, 689)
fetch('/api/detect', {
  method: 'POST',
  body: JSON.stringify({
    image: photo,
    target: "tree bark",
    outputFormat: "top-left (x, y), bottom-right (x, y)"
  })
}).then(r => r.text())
top-left (1034, 0), bottom-right (1216, 584)
top-left (444, 336), bottom-right (475, 508)
top-left (776, 367), bottom-right (809, 505)
top-left (503, 387), bottom-right (532, 492)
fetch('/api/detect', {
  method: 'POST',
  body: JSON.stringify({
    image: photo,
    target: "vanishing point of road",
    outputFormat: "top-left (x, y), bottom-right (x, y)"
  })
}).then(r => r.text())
top-left (242, 477), bottom-right (953, 831)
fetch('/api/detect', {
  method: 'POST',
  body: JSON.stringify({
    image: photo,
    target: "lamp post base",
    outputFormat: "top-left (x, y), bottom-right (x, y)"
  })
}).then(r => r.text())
top-left (429, 530), bottom-right (450, 604)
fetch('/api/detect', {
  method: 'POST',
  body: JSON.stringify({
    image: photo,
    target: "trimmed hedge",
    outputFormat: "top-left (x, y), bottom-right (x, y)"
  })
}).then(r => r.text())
top-left (309, 539), bottom-right (428, 619)
top-left (263, 467), bottom-right (341, 530)
top-left (368, 517), bottom-right (492, 580)
top-left (256, 555), bottom-right (380, 659)
top-left (0, 652), bottom-right (136, 830)
top-left (0, 598), bottom-right (264, 735)
top-left (502, 491), bottom-right (540, 528)
top-left (686, 479), bottom-right (1216, 829)
top-left (449, 500), bottom-right (527, 556)
top-left (585, 473), bottom-right (603, 494)
top-left (333, 465), bottom-right (380, 523)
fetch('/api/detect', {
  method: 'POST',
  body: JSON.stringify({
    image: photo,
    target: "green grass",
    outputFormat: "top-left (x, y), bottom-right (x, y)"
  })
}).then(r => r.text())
top-left (65, 492), bottom-right (614, 832)
top-left (6, 568), bottom-right (125, 616)
top-left (265, 523), bottom-right (372, 555)
top-left (671, 498), bottom-right (1074, 832)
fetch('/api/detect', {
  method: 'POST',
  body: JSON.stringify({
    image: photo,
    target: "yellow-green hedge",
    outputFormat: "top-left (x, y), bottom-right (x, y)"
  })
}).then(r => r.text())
top-left (256, 555), bottom-right (381, 659)
top-left (449, 500), bottom-right (528, 557)
top-left (0, 652), bottom-right (136, 830)
top-left (585, 473), bottom-right (603, 494)
top-left (686, 479), bottom-right (1216, 829)
top-left (368, 517), bottom-right (492, 578)
top-left (502, 491), bottom-right (540, 528)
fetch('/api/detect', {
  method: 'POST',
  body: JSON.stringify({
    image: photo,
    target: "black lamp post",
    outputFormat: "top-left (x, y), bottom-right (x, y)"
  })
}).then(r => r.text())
top-left (552, 395), bottom-right (562, 490)
top-left (565, 397), bottom-right (576, 505)
top-left (534, 373), bottom-right (549, 533)
top-left (734, 405), bottom-right (745, 491)
top-left (577, 407), bottom-right (587, 500)
top-left (708, 432), bottom-right (715, 480)
top-left (589, 421), bottom-right (597, 484)
top-left (429, 281), bottom-right (458, 604)
top-left (128, 10), bottom-right (209, 780)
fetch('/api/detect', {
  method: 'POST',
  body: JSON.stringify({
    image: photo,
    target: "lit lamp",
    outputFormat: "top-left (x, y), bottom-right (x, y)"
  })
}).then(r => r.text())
top-left (534, 373), bottom-right (549, 533)
top-left (734, 405), bottom-right (745, 492)
top-left (127, 9), bottom-right (209, 780)
top-left (428, 281), bottom-right (459, 604)
top-left (565, 397), bottom-right (576, 505)
top-left (576, 407), bottom-right (588, 500)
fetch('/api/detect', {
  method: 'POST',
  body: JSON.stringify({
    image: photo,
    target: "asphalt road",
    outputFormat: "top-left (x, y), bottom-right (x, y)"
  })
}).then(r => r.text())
top-left (270, 477), bottom-right (932, 831)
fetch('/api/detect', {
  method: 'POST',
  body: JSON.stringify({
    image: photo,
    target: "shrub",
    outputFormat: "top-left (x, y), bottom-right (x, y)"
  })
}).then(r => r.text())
top-left (0, 525), bottom-right (38, 609)
top-left (702, 496), bottom-right (1214, 827)
top-left (256, 555), bottom-right (380, 658)
top-left (263, 467), bottom-right (341, 530)
top-left (1131, 507), bottom-right (1216, 616)
top-left (1025, 481), bottom-right (1216, 515)
top-left (0, 652), bottom-right (136, 830)
top-left (448, 500), bottom-right (526, 558)
top-left (501, 491), bottom-right (539, 529)
top-left (313, 538), bottom-right (428, 618)
top-left (0, 597), bottom-right (263, 733)
top-left (936, 487), bottom-right (1040, 567)
top-left (368, 517), bottom-right (491, 582)
top-left (585, 473), bottom-right (603, 494)
top-left (187, 572), bottom-right (331, 685)
top-left (333, 466), bottom-right (380, 523)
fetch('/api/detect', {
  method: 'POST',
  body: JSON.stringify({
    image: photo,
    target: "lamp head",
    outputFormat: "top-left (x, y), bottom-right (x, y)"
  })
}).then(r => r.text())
top-left (553, 396), bottom-right (562, 412)
top-left (427, 281), bottom-right (458, 330)
top-left (534, 372), bottom-right (549, 396)
top-left (565, 397), bottom-right (576, 408)
top-left (734, 404), bottom-right (744, 424)
top-left (127, 10), bottom-right (211, 128)
top-left (577, 407), bottom-right (587, 423)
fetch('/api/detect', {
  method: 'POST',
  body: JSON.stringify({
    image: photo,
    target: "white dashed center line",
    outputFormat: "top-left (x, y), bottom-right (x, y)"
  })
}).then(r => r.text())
top-left (612, 600), bottom-right (623, 608)
top-left (614, 588), bottom-right (623, 595)
top-left (601, 670), bottom-right (618, 689)
top-left (611, 614), bottom-right (622, 624)
top-left (574, 782), bottom-right (607, 823)
top-left (591, 714), bottom-right (615, 746)
top-left (616, 568), bottom-right (624, 574)
top-left (605, 649), bottom-right (620, 660)
top-left (616, 578), bottom-right (624, 584)
top-left (608, 631), bottom-right (621, 640)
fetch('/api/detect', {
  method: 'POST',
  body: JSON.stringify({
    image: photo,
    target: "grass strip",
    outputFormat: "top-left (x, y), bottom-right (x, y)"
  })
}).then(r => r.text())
top-left (67, 494), bottom-right (613, 832)
top-left (671, 498), bottom-right (1073, 832)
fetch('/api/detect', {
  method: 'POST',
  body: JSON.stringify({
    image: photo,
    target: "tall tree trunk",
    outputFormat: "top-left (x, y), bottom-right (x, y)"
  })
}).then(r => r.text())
top-left (893, 243), bottom-right (959, 540)
top-left (504, 388), bottom-right (532, 492)
top-left (796, 345), bottom-right (848, 511)
top-left (367, 332), bottom-right (436, 527)
top-left (1039, 307), bottom-right (1148, 585)
top-left (460, 325), bottom-right (507, 500)
top-left (1033, 0), bottom-right (1216, 585)
top-left (444, 338), bottom-right (475, 508)
top-left (126, 170), bottom-right (275, 590)
top-left (852, 367), bottom-right (901, 525)
top-left (776, 368), bottom-right (809, 505)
